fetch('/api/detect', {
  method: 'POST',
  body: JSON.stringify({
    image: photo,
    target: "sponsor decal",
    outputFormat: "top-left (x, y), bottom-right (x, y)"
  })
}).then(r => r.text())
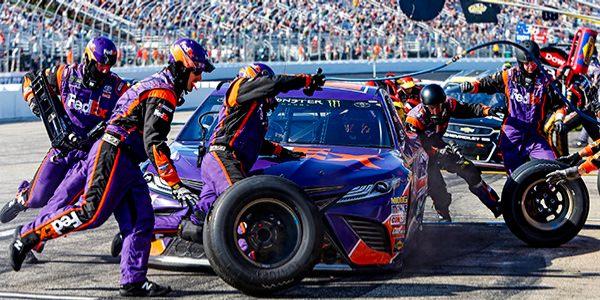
top-left (51, 211), bottom-right (83, 235)
top-left (103, 85), bottom-right (113, 93)
top-left (391, 227), bottom-right (405, 236)
top-left (328, 100), bottom-right (341, 107)
top-left (391, 214), bottom-right (401, 225)
top-left (394, 238), bottom-right (404, 251)
top-left (391, 196), bottom-right (408, 204)
top-left (67, 93), bottom-right (108, 118)
top-left (153, 103), bottom-right (172, 121)
top-left (444, 132), bottom-right (491, 142)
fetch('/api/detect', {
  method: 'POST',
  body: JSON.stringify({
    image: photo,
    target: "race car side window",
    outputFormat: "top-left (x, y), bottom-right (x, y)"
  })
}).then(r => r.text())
top-left (381, 90), bottom-right (408, 147)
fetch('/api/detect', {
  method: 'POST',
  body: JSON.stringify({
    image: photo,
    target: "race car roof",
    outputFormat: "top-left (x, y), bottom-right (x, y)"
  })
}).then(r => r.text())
top-left (210, 80), bottom-right (381, 101)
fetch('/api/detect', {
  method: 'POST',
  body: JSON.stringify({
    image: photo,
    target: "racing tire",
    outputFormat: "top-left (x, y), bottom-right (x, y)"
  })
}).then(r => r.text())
top-left (110, 233), bottom-right (122, 258)
top-left (204, 175), bottom-right (322, 296)
top-left (502, 160), bottom-right (589, 247)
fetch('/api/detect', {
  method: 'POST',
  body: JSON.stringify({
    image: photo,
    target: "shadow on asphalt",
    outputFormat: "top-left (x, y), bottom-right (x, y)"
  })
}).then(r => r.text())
top-left (275, 222), bottom-right (600, 298)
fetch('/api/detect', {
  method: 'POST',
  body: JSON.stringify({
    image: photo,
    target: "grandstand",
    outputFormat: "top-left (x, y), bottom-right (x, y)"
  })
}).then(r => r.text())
top-left (0, 0), bottom-right (598, 73)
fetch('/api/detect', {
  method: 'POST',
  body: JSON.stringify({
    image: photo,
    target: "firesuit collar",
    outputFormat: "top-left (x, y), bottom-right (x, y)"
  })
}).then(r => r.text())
top-left (167, 62), bottom-right (192, 102)
top-left (82, 57), bottom-right (110, 89)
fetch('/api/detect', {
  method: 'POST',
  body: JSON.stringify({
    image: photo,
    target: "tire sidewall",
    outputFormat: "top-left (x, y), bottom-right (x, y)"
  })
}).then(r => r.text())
top-left (502, 160), bottom-right (589, 247)
top-left (205, 175), bottom-right (322, 295)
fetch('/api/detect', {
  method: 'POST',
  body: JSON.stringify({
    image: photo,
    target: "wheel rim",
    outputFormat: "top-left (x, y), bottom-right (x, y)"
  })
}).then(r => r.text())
top-left (233, 198), bottom-right (302, 268)
top-left (520, 178), bottom-right (574, 231)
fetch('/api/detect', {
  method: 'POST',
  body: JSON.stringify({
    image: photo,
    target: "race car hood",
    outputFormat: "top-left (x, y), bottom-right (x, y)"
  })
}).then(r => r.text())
top-left (147, 142), bottom-right (409, 189)
top-left (449, 115), bottom-right (502, 128)
top-left (251, 145), bottom-right (409, 188)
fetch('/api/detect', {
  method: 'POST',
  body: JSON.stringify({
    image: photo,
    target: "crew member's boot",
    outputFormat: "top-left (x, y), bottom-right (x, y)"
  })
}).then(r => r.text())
top-left (469, 181), bottom-right (502, 218)
top-left (0, 181), bottom-right (29, 223)
top-left (8, 226), bottom-right (40, 271)
top-left (119, 280), bottom-right (172, 297)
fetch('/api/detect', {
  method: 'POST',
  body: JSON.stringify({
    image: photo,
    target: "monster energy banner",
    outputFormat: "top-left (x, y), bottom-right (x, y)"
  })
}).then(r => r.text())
top-left (398, 0), bottom-right (445, 21)
top-left (460, 0), bottom-right (500, 23)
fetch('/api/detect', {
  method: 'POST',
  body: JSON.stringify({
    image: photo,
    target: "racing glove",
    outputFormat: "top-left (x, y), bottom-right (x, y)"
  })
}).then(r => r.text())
top-left (303, 68), bottom-right (325, 96)
top-left (557, 152), bottom-right (582, 167)
top-left (279, 147), bottom-right (306, 159)
top-left (546, 166), bottom-right (581, 186)
top-left (28, 101), bottom-right (40, 118)
top-left (171, 183), bottom-right (199, 206)
top-left (486, 106), bottom-right (504, 118)
top-left (554, 120), bottom-right (567, 135)
top-left (460, 81), bottom-right (474, 93)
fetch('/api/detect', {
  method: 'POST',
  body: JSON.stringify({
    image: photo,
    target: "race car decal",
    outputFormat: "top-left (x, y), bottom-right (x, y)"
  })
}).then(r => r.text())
top-left (348, 240), bottom-right (392, 265)
top-left (292, 147), bottom-right (383, 169)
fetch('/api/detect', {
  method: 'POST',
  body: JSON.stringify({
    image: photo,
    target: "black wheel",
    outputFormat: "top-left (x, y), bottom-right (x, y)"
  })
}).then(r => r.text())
top-left (502, 160), bottom-right (589, 247)
top-left (204, 175), bottom-right (322, 296)
top-left (110, 233), bottom-right (123, 257)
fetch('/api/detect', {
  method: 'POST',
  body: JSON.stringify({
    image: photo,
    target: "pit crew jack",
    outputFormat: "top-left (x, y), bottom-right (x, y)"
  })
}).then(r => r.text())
top-left (0, 62), bottom-right (127, 223)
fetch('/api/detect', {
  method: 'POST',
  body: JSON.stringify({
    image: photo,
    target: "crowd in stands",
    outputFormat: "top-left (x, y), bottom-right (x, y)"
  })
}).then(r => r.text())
top-left (0, 0), bottom-right (598, 73)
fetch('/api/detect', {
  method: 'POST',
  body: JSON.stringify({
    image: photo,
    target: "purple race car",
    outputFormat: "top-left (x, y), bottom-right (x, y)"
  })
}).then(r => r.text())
top-left (113, 82), bottom-right (430, 295)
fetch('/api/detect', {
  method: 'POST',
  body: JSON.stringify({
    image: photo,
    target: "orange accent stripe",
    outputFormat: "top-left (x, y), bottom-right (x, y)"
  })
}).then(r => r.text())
top-left (580, 158), bottom-right (598, 174)
top-left (212, 152), bottom-right (233, 186)
top-left (152, 145), bottom-right (181, 186)
top-left (77, 147), bottom-right (121, 231)
top-left (406, 116), bottom-right (424, 131)
top-left (226, 78), bottom-right (244, 107)
top-left (25, 151), bottom-right (51, 206)
top-left (22, 143), bottom-right (105, 238)
top-left (147, 89), bottom-right (177, 108)
top-left (56, 65), bottom-right (65, 90)
top-left (229, 101), bottom-right (258, 147)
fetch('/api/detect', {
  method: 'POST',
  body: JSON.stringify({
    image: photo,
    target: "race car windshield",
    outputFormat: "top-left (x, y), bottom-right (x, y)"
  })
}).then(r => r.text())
top-left (178, 96), bottom-right (393, 149)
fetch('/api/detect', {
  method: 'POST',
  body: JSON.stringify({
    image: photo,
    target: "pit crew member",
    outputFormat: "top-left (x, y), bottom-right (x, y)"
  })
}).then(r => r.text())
top-left (8, 38), bottom-right (214, 297)
top-left (406, 84), bottom-right (502, 222)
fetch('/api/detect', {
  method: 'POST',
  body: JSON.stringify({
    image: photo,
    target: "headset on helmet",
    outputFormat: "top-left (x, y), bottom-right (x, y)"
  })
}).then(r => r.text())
top-left (83, 36), bottom-right (117, 89)
top-left (238, 63), bottom-right (274, 79)
top-left (168, 38), bottom-right (214, 97)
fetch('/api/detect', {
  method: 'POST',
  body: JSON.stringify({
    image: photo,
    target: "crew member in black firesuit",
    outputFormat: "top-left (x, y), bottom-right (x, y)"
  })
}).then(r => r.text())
top-left (177, 63), bottom-right (325, 242)
top-left (406, 84), bottom-right (502, 222)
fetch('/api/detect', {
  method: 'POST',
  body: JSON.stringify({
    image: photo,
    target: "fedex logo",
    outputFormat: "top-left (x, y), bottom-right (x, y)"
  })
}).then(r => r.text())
top-left (51, 211), bottom-right (83, 235)
top-left (510, 92), bottom-right (530, 104)
top-left (67, 94), bottom-right (108, 118)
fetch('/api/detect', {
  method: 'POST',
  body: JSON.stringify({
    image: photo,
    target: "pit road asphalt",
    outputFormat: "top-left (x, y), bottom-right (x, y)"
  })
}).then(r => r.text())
top-left (0, 111), bottom-right (599, 300)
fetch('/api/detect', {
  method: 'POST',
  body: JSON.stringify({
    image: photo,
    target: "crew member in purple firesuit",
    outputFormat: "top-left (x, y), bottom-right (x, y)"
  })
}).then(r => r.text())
top-left (460, 40), bottom-right (567, 173)
top-left (406, 84), bottom-right (502, 222)
top-left (0, 37), bottom-right (128, 224)
top-left (8, 38), bottom-right (214, 297)
top-left (176, 63), bottom-right (325, 243)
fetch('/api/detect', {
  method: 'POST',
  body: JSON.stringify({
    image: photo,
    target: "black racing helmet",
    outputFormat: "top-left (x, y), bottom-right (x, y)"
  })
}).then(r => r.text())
top-left (515, 40), bottom-right (541, 63)
top-left (420, 84), bottom-right (446, 106)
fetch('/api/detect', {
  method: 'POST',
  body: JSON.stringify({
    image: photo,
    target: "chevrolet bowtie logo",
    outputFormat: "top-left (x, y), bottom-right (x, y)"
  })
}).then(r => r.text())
top-left (460, 127), bottom-right (476, 134)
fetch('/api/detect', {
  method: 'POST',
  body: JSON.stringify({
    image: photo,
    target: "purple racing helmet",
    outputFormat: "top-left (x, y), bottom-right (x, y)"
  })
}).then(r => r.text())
top-left (169, 38), bottom-right (215, 74)
top-left (238, 63), bottom-right (274, 78)
top-left (84, 36), bottom-right (117, 68)
top-left (82, 36), bottom-right (117, 88)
